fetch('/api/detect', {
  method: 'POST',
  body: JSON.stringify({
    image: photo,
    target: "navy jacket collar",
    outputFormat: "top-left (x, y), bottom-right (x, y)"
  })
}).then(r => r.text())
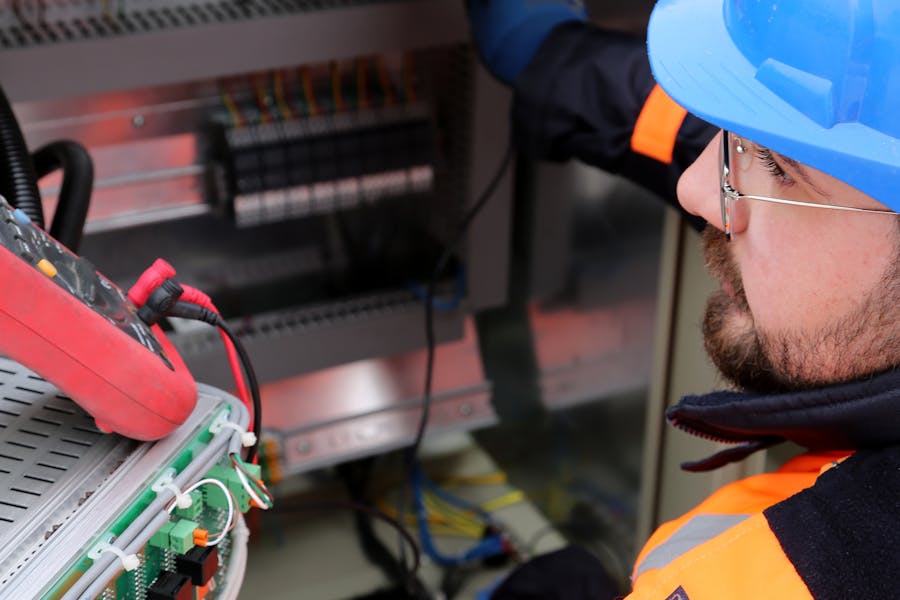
top-left (667, 368), bottom-right (900, 471)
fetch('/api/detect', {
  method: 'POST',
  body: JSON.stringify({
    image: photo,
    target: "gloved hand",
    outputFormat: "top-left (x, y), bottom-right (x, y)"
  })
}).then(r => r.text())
top-left (466, 0), bottom-right (587, 85)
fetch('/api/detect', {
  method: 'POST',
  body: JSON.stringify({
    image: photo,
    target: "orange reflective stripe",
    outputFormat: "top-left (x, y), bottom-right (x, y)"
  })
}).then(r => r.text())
top-left (633, 452), bottom-right (844, 578)
top-left (634, 514), bottom-right (750, 577)
top-left (629, 514), bottom-right (814, 600)
top-left (631, 85), bottom-right (688, 164)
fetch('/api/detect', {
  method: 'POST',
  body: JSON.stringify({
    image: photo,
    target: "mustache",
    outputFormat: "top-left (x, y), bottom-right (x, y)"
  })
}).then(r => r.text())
top-left (702, 226), bottom-right (749, 310)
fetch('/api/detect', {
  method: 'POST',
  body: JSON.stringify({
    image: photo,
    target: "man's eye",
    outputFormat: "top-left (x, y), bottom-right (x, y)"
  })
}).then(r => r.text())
top-left (755, 147), bottom-right (795, 187)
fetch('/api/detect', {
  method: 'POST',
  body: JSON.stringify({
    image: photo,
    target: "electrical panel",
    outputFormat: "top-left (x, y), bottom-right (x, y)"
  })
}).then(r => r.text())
top-left (1, 0), bottom-right (512, 472)
top-left (7, 33), bottom-right (511, 383)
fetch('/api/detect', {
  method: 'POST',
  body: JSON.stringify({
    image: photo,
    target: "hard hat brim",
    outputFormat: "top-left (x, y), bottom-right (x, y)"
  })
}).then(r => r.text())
top-left (647, 0), bottom-right (900, 212)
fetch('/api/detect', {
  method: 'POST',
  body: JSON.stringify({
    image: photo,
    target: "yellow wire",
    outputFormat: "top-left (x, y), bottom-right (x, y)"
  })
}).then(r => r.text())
top-left (375, 497), bottom-right (481, 538)
top-left (301, 66), bottom-right (319, 116)
top-left (439, 472), bottom-right (508, 487)
top-left (273, 71), bottom-right (293, 120)
top-left (481, 490), bottom-right (526, 513)
top-left (424, 494), bottom-right (483, 537)
top-left (375, 468), bottom-right (529, 542)
top-left (221, 84), bottom-right (243, 127)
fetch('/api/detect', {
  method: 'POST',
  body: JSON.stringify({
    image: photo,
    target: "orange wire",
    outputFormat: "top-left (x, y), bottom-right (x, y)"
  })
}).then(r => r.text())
top-left (331, 61), bottom-right (345, 112)
top-left (254, 74), bottom-right (271, 123)
top-left (273, 70), bottom-right (294, 120)
top-left (403, 53), bottom-right (417, 104)
top-left (301, 66), bottom-right (319, 116)
top-left (221, 79), bottom-right (244, 127)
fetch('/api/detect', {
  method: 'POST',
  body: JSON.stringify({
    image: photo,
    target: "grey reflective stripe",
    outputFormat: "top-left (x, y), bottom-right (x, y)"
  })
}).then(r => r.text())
top-left (634, 514), bottom-right (751, 578)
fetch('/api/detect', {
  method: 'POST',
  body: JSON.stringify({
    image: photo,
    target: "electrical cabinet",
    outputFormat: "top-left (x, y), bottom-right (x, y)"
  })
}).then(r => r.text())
top-left (0, 0), bottom-right (513, 473)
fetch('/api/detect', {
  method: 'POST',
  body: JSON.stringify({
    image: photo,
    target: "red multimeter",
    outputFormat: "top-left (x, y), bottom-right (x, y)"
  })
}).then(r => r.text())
top-left (0, 196), bottom-right (196, 440)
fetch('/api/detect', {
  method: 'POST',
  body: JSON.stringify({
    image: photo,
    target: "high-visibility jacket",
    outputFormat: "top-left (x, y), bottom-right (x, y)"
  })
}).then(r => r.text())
top-left (629, 452), bottom-right (841, 600)
top-left (624, 368), bottom-right (900, 600)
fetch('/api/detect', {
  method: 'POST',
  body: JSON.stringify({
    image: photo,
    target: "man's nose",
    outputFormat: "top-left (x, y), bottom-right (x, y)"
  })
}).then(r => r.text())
top-left (677, 134), bottom-right (726, 234)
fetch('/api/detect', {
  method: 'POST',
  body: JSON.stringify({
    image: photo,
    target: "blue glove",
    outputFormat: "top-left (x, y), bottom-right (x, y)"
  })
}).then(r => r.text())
top-left (467, 0), bottom-right (587, 84)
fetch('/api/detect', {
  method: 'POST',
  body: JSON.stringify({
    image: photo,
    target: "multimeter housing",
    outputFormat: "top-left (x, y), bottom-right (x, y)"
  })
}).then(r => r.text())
top-left (0, 197), bottom-right (196, 440)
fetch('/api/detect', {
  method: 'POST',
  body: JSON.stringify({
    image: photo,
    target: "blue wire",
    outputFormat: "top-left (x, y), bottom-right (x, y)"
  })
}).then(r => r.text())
top-left (420, 469), bottom-right (493, 523)
top-left (407, 262), bottom-right (466, 311)
top-left (411, 463), bottom-right (506, 567)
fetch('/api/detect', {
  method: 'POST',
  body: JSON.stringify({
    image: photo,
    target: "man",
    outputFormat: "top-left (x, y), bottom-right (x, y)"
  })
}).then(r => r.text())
top-left (471, 0), bottom-right (900, 597)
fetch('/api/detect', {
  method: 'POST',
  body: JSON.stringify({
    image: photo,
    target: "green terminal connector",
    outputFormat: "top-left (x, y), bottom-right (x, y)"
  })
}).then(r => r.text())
top-left (204, 462), bottom-right (262, 513)
top-left (174, 490), bottom-right (204, 520)
top-left (149, 522), bottom-right (175, 550)
top-left (169, 519), bottom-right (199, 554)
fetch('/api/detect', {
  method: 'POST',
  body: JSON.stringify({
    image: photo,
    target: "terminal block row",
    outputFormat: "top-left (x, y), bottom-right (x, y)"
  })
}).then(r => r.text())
top-left (208, 104), bottom-right (437, 227)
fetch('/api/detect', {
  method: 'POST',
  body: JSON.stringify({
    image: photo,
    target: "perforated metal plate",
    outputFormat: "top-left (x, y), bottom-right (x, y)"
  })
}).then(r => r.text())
top-left (0, 356), bottom-right (226, 598)
top-left (0, 360), bottom-right (131, 545)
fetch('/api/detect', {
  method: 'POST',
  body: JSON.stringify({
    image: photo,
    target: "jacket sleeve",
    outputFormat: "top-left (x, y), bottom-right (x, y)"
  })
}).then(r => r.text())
top-left (511, 20), bottom-right (717, 208)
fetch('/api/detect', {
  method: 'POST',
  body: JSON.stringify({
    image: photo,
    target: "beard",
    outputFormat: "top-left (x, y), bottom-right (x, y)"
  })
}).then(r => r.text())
top-left (701, 227), bottom-right (900, 393)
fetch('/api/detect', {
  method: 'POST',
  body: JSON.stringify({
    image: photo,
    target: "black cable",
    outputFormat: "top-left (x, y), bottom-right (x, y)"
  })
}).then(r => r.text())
top-left (408, 140), bottom-right (514, 460)
top-left (273, 499), bottom-right (422, 578)
top-left (32, 140), bottom-right (94, 252)
top-left (213, 317), bottom-right (262, 464)
top-left (396, 141), bottom-right (515, 577)
top-left (339, 460), bottom-right (431, 598)
top-left (167, 301), bottom-right (262, 463)
top-left (0, 84), bottom-right (43, 228)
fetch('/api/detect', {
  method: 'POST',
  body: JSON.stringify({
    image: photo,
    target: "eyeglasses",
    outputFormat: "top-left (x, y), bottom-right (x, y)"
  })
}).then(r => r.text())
top-left (719, 130), bottom-right (896, 241)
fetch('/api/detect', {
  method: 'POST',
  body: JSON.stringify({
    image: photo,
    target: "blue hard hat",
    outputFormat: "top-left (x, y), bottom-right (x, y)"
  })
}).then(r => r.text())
top-left (647, 0), bottom-right (900, 212)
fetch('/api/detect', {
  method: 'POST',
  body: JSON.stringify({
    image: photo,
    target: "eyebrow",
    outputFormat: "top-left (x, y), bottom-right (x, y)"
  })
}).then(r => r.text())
top-left (771, 150), bottom-right (833, 199)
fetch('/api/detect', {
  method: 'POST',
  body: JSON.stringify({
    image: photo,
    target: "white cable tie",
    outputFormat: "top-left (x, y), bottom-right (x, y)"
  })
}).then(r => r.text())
top-left (151, 468), bottom-right (192, 509)
top-left (167, 483), bottom-right (193, 510)
top-left (210, 416), bottom-right (257, 447)
top-left (88, 542), bottom-right (140, 572)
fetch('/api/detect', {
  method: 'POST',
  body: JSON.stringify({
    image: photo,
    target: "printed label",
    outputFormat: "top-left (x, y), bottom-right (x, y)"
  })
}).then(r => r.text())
top-left (665, 586), bottom-right (690, 600)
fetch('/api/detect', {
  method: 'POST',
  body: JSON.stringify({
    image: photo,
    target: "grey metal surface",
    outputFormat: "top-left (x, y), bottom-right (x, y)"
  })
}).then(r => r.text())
top-left (0, 0), bottom-right (470, 102)
top-left (462, 66), bottom-right (513, 312)
top-left (171, 290), bottom-right (465, 388)
top-left (260, 318), bottom-right (496, 475)
top-left (526, 163), bottom-right (665, 411)
top-left (0, 357), bottom-right (228, 598)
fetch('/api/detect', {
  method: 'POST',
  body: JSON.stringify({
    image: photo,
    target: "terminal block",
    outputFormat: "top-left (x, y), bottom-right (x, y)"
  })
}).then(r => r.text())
top-left (208, 104), bottom-right (437, 227)
top-left (149, 519), bottom-right (200, 554)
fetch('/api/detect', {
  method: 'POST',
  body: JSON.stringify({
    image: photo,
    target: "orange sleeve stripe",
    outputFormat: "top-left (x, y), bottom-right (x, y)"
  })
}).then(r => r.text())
top-left (631, 85), bottom-right (689, 164)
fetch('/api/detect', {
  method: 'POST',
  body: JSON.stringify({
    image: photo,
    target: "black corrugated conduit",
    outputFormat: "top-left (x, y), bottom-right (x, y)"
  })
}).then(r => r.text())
top-left (32, 141), bottom-right (94, 252)
top-left (0, 85), bottom-right (43, 229)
